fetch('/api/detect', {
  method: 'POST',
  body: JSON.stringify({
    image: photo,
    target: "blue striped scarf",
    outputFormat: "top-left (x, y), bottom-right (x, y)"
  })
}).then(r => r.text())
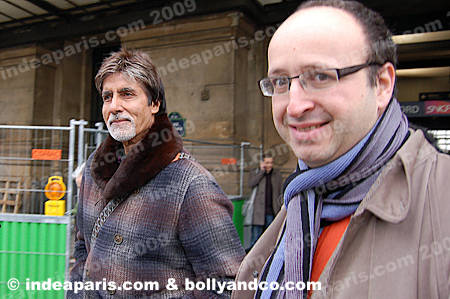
top-left (257, 99), bottom-right (409, 299)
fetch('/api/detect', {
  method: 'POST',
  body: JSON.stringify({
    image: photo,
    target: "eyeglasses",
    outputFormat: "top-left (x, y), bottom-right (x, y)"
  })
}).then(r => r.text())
top-left (259, 62), bottom-right (380, 97)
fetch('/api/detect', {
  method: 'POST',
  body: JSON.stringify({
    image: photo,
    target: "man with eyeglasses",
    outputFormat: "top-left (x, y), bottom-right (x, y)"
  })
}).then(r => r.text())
top-left (232, 1), bottom-right (450, 298)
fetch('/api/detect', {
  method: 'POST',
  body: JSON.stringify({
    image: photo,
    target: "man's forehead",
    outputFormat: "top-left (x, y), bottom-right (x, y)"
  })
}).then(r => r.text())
top-left (268, 6), bottom-right (368, 72)
top-left (102, 72), bottom-right (142, 91)
top-left (279, 6), bottom-right (363, 34)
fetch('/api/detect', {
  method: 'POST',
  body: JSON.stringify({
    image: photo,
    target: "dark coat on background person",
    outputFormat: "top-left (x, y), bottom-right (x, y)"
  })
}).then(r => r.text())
top-left (69, 114), bottom-right (245, 298)
top-left (248, 168), bottom-right (283, 226)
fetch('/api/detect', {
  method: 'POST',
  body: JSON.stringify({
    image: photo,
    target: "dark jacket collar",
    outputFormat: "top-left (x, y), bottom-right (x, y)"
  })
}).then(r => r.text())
top-left (91, 113), bottom-right (183, 201)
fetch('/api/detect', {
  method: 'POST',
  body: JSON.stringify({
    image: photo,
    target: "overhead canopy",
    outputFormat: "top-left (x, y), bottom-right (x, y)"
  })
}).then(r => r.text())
top-left (0, 0), bottom-right (449, 50)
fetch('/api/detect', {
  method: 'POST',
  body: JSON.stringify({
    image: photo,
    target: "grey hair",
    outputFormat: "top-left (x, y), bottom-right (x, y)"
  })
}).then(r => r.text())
top-left (95, 48), bottom-right (166, 115)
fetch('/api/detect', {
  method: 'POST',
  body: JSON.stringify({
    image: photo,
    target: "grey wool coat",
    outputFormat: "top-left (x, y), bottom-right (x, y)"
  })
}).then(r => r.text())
top-left (69, 114), bottom-right (245, 298)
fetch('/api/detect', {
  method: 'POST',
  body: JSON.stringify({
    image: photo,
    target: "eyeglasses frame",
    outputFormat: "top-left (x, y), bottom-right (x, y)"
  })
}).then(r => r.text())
top-left (259, 62), bottom-right (383, 96)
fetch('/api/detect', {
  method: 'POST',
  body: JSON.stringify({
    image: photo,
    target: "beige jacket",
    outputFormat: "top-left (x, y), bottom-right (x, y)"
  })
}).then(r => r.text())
top-left (232, 130), bottom-right (450, 299)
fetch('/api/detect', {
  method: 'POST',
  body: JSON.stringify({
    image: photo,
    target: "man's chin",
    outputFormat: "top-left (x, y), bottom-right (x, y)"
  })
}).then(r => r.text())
top-left (109, 130), bottom-right (136, 142)
top-left (291, 142), bottom-right (330, 165)
top-left (111, 135), bottom-right (134, 142)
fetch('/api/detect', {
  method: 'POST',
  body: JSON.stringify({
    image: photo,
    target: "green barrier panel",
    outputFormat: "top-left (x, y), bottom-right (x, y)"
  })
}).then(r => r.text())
top-left (231, 197), bottom-right (245, 244)
top-left (0, 214), bottom-right (70, 299)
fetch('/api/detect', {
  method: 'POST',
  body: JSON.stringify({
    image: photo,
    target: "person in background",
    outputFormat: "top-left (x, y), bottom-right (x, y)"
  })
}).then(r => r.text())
top-left (233, 1), bottom-right (450, 298)
top-left (72, 162), bottom-right (85, 190)
top-left (69, 48), bottom-right (245, 298)
top-left (248, 154), bottom-right (283, 248)
top-left (68, 162), bottom-right (85, 267)
top-left (67, 162), bottom-right (85, 216)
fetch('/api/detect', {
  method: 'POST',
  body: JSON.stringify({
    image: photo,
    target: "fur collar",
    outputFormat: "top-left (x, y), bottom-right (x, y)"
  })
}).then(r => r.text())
top-left (91, 113), bottom-right (183, 201)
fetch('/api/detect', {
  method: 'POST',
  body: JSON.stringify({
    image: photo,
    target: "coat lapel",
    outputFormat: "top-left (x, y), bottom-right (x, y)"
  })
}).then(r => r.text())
top-left (357, 130), bottom-right (434, 223)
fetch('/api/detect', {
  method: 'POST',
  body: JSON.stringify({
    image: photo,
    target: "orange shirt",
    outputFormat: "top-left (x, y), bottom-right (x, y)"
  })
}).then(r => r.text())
top-left (308, 216), bottom-right (351, 297)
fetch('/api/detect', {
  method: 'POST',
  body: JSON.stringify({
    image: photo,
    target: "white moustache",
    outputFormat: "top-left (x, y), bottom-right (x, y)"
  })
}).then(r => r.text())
top-left (108, 113), bottom-right (133, 126)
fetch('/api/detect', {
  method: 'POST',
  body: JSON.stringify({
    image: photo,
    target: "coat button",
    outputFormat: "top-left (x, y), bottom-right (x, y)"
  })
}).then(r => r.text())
top-left (108, 287), bottom-right (116, 295)
top-left (253, 271), bottom-right (259, 278)
top-left (114, 234), bottom-right (123, 244)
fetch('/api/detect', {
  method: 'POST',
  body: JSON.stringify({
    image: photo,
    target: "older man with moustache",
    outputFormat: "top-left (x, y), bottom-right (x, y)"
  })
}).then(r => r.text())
top-left (233, 1), bottom-right (450, 298)
top-left (69, 48), bottom-right (245, 298)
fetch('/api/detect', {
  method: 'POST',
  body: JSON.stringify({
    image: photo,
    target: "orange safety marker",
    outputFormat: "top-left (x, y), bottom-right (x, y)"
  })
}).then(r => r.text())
top-left (221, 158), bottom-right (237, 165)
top-left (31, 149), bottom-right (62, 160)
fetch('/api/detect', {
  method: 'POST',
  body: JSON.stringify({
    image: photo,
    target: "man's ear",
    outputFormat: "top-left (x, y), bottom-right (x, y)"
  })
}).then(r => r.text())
top-left (151, 100), bottom-right (160, 114)
top-left (375, 62), bottom-right (396, 113)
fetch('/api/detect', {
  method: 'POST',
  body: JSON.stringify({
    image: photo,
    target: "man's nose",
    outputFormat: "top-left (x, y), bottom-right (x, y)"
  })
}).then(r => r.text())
top-left (109, 94), bottom-right (123, 112)
top-left (286, 78), bottom-right (315, 118)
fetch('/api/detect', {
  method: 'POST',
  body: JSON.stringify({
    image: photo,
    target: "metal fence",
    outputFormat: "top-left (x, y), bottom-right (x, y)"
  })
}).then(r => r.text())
top-left (0, 123), bottom-right (76, 215)
top-left (0, 122), bottom-right (78, 298)
top-left (428, 130), bottom-right (450, 153)
top-left (79, 122), bottom-right (108, 168)
top-left (183, 140), bottom-right (262, 197)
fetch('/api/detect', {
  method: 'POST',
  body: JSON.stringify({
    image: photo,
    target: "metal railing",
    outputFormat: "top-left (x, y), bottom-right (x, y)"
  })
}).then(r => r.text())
top-left (182, 140), bottom-right (262, 197)
top-left (0, 123), bottom-right (77, 294)
top-left (0, 123), bottom-right (75, 214)
top-left (428, 130), bottom-right (450, 153)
